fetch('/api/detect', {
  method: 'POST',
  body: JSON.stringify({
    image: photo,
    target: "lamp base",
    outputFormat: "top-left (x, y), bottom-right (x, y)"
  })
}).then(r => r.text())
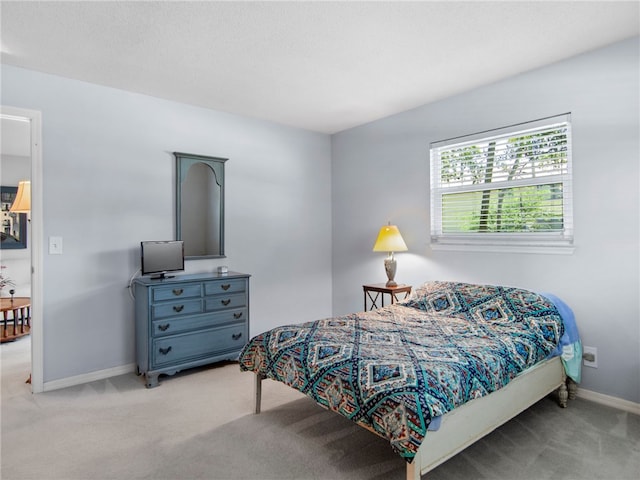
top-left (383, 257), bottom-right (397, 288)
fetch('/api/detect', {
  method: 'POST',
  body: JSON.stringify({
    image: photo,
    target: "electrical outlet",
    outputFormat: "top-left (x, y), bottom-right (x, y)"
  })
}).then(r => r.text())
top-left (583, 346), bottom-right (598, 368)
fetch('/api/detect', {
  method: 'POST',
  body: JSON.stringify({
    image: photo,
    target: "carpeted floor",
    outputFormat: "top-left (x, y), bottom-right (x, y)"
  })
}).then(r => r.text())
top-left (2, 337), bottom-right (639, 479)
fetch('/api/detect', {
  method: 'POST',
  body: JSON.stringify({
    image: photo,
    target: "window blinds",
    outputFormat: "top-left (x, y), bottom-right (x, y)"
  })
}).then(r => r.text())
top-left (430, 113), bottom-right (573, 247)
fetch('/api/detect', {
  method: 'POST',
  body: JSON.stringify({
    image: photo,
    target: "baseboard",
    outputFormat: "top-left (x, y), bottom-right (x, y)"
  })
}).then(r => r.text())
top-left (43, 363), bottom-right (136, 392)
top-left (577, 388), bottom-right (640, 416)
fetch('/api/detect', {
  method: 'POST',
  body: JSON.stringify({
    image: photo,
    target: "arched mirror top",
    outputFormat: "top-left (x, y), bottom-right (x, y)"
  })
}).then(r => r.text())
top-left (174, 152), bottom-right (227, 259)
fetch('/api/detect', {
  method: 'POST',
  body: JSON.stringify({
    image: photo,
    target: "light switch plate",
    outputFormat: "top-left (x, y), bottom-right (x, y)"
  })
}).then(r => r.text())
top-left (49, 236), bottom-right (63, 255)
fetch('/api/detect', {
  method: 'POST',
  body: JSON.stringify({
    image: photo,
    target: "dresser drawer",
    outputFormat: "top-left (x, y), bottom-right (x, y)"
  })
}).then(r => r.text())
top-left (152, 323), bottom-right (247, 367)
top-left (151, 299), bottom-right (203, 320)
top-left (204, 278), bottom-right (246, 296)
top-left (205, 292), bottom-right (246, 312)
top-left (152, 308), bottom-right (248, 336)
top-left (152, 284), bottom-right (201, 302)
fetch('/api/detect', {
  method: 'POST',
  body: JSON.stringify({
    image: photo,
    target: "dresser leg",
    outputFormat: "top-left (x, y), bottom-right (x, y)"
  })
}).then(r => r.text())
top-left (145, 372), bottom-right (159, 388)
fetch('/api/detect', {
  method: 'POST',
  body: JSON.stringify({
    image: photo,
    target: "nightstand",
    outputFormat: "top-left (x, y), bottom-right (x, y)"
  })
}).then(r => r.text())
top-left (363, 283), bottom-right (412, 311)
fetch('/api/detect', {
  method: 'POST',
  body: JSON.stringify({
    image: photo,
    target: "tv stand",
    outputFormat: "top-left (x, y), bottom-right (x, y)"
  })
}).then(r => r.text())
top-left (133, 271), bottom-right (250, 387)
top-left (149, 273), bottom-right (175, 280)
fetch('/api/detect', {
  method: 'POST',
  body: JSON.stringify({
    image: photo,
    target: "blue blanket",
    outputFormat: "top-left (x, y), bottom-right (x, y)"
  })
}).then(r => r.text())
top-left (542, 292), bottom-right (582, 383)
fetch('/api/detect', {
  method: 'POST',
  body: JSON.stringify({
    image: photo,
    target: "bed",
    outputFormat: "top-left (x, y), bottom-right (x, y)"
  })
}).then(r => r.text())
top-left (239, 281), bottom-right (581, 480)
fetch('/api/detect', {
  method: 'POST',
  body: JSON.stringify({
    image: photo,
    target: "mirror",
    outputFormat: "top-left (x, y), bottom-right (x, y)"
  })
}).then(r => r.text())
top-left (175, 152), bottom-right (226, 258)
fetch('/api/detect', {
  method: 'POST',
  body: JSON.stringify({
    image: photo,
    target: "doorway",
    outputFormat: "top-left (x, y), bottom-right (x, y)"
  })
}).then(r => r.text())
top-left (1, 106), bottom-right (43, 393)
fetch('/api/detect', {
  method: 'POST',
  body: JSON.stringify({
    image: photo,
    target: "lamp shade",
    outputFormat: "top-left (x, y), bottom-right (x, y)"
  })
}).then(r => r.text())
top-left (9, 180), bottom-right (30, 213)
top-left (372, 224), bottom-right (408, 253)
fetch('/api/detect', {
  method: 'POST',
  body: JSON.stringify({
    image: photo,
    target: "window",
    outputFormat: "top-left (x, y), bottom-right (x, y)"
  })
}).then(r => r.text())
top-left (430, 114), bottom-right (573, 253)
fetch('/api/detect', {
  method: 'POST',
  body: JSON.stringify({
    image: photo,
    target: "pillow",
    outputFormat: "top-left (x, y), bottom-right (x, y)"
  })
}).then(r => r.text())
top-left (401, 281), bottom-right (474, 315)
top-left (401, 281), bottom-right (560, 324)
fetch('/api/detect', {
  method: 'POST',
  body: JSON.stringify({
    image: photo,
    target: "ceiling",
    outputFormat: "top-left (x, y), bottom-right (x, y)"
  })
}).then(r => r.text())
top-left (1, 1), bottom-right (638, 134)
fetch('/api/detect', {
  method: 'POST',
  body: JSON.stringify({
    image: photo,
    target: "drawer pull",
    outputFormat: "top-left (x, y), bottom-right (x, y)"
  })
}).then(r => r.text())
top-left (232, 333), bottom-right (243, 340)
top-left (173, 305), bottom-right (184, 313)
top-left (172, 288), bottom-right (184, 296)
top-left (233, 312), bottom-right (243, 319)
top-left (221, 299), bottom-right (231, 306)
top-left (159, 346), bottom-right (172, 355)
top-left (158, 323), bottom-right (170, 331)
top-left (221, 284), bottom-right (231, 291)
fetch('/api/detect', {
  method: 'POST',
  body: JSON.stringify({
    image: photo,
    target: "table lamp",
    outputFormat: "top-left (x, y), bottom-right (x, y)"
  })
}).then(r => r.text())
top-left (10, 180), bottom-right (31, 213)
top-left (373, 223), bottom-right (408, 287)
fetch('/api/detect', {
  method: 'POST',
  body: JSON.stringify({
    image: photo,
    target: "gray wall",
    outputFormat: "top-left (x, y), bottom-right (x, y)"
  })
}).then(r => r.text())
top-left (331, 37), bottom-right (639, 403)
top-left (1, 65), bottom-right (333, 383)
top-left (2, 37), bottom-right (638, 403)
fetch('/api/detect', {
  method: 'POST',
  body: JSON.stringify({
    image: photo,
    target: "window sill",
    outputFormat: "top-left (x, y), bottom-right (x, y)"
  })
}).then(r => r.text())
top-left (430, 242), bottom-right (575, 255)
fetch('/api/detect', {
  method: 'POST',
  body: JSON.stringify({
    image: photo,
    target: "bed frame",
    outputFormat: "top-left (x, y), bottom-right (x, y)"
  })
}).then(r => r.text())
top-left (253, 356), bottom-right (576, 480)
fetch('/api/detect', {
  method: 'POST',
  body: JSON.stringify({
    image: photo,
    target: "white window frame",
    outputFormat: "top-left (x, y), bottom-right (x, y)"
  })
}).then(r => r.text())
top-left (430, 114), bottom-right (574, 254)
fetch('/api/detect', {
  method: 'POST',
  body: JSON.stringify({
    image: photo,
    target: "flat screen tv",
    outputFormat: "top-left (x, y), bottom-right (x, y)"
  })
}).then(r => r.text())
top-left (140, 240), bottom-right (184, 280)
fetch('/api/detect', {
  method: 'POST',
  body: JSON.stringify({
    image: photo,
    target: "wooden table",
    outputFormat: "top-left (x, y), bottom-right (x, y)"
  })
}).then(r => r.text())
top-left (363, 284), bottom-right (412, 311)
top-left (1, 297), bottom-right (31, 342)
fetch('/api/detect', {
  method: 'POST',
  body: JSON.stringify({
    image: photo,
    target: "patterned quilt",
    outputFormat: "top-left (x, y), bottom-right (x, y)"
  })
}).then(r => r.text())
top-left (239, 281), bottom-right (565, 462)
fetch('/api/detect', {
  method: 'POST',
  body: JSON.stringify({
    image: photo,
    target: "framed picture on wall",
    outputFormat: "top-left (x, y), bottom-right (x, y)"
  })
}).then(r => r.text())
top-left (0, 186), bottom-right (27, 249)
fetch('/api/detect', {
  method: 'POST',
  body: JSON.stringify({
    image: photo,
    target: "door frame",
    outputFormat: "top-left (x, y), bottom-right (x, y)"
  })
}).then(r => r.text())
top-left (1, 106), bottom-right (43, 393)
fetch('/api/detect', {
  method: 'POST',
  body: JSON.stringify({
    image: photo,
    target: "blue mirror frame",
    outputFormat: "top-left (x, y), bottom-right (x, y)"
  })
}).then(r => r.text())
top-left (174, 152), bottom-right (227, 259)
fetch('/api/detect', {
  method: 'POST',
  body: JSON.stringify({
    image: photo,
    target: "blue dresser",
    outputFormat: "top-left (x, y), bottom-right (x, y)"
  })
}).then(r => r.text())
top-left (133, 272), bottom-right (250, 387)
